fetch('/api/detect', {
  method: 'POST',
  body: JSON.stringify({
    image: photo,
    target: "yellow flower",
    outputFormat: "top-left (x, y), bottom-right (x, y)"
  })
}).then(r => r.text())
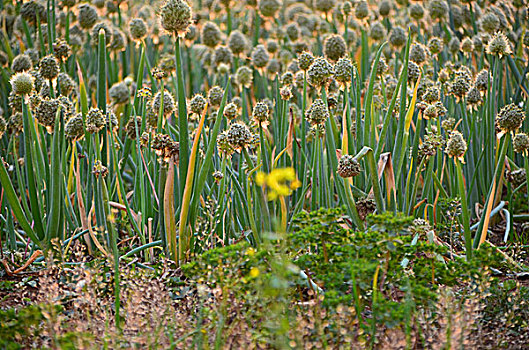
top-left (250, 267), bottom-right (260, 278)
top-left (256, 167), bottom-right (301, 200)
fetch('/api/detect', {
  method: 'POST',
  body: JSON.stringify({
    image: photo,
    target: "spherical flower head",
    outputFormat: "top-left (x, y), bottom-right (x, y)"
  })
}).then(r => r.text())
top-left (427, 0), bottom-right (449, 21)
top-left (409, 43), bottom-right (427, 64)
top-left (184, 24), bottom-right (198, 42)
top-left (201, 21), bottom-right (222, 48)
top-left (423, 104), bottom-right (438, 119)
top-left (307, 57), bottom-right (333, 89)
top-left (129, 18), bottom-right (148, 40)
top-left (11, 54), bottom-right (33, 73)
top-left (280, 85), bottom-right (293, 100)
top-left (314, 0), bottom-right (335, 13)
top-left (153, 90), bottom-right (176, 117)
top-left (323, 34), bottom-right (346, 62)
top-left (125, 116), bottom-right (142, 140)
top-left (378, 0), bottom-right (391, 17)
top-left (53, 39), bottom-right (71, 62)
top-left (480, 12), bottom-right (500, 34)
top-left (475, 69), bottom-right (489, 92)
top-left (223, 102), bottom-right (238, 120)
top-left (486, 32), bottom-right (512, 58)
top-left (258, 0), bottom-right (281, 18)
top-left (90, 22), bottom-right (113, 47)
top-left (252, 101), bottom-right (270, 125)
top-left (228, 30), bottom-right (248, 55)
top-left (10, 72), bottom-right (35, 96)
top-left (159, 0), bottom-right (193, 36)
top-left (213, 45), bottom-right (233, 67)
top-left (448, 37), bottom-right (460, 54)
top-left (306, 98), bottom-right (329, 126)
top-left (217, 131), bottom-right (234, 156)
top-left (58, 73), bottom-right (76, 96)
top-left (389, 26), bottom-right (406, 48)
top-left (78, 3), bottom-right (98, 30)
top-left (422, 86), bottom-right (440, 104)
top-left (65, 113), bottom-right (85, 140)
top-left (110, 29), bottom-right (127, 52)
top-left (445, 130), bottom-right (467, 161)
top-left (236, 66), bottom-right (253, 88)
top-left (337, 154), bottom-right (361, 178)
top-left (281, 72), bottom-right (294, 86)
top-left (449, 69), bottom-right (472, 101)
top-left (85, 107), bottom-right (105, 133)
top-left (409, 3), bottom-right (424, 20)
top-left (285, 23), bottom-right (300, 42)
top-left (266, 58), bottom-right (280, 76)
top-left (109, 82), bottom-right (130, 105)
top-left (227, 122), bottom-right (252, 150)
top-left (251, 44), bottom-right (270, 69)
top-left (427, 37), bottom-right (443, 55)
top-left (334, 57), bottom-right (352, 85)
top-left (355, 1), bottom-right (369, 19)
top-left (298, 51), bottom-right (315, 71)
top-left (35, 98), bottom-right (59, 131)
top-left (370, 22), bottom-right (386, 41)
top-left (466, 86), bottom-right (482, 109)
top-left (460, 37), bottom-right (474, 54)
top-left (189, 94), bottom-right (207, 115)
top-left (496, 103), bottom-right (525, 134)
top-left (39, 55), bottom-right (59, 81)
top-left (514, 133), bottom-right (529, 154)
top-left (20, 1), bottom-right (46, 24)
top-left (207, 86), bottom-right (224, 108)
top-left (356, 197), bottom-right (376, 220)
top-left (408, 61), bottom-right (421, 84)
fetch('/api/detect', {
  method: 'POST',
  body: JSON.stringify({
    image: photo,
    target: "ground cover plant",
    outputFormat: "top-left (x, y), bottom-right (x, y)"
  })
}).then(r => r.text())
top-left (0, 0), bottom-right (528, 348)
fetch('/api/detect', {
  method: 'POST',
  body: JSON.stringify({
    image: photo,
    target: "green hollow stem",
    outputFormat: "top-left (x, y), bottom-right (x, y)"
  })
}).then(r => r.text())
top-left (455, 158), bottom-right (472, 260)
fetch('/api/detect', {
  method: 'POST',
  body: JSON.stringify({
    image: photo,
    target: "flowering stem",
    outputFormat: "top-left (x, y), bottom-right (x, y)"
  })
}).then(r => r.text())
top-left (455, 158), bottom-right (472, 259)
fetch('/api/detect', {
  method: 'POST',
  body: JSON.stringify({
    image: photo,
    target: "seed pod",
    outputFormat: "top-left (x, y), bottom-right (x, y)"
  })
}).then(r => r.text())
top-left (369, 22), bottom-right (386, 41)
top-left (496, 103), bottom-right (525, 134)
top-left (388, 26), bottom-right (406, 48)
top-left (152, 90), bottom-right (176, 116)
top-left (355, 0), bottom-right (369, 19)
top-left (306, 98), bottom-right (329, 126)
top-left (53, 39), bottom-right (71, 62)
top-left (86, 107), bottom-right (105, 133)
top-left (334, 57), bottom-right (352, 85)
top-left (57, 73), bottom-right (76, 96)
top-left (10, 72), bottom-right (35, 96)
top-left (251, 44), bottom-right (270, 69)
top-left (252, 101), bottom-right (270, 124)
top-left (314, 0), bottom-right (335, 13)
top-left (223, 102), bottom-right (239, 120)
top-left (427, 0), bottom-right (449, 21)
top-left (11, 54), bottom-right (33, 73)
top-left (129, 18), bottom-right (148, 40)
top-left (109, 82), bottom-right (130, 105)
top-left (337, 154), bottom-right (361, 178)
top-left (480, 12), bottom-right (500, 34)
top-left (39, 55), bottom-right (60, 80)
top-left (475, 70), bottom-right (489, 92)
top-left (323, 34), bottom-right (346, 62)
top-left (306, 57), bottom-right (333, 89)
top-left (217, 131), bottom-right (234, 156)
top-left (378, 0), bottom-right (391, 17)
top-left (35, 98), bottom-right (59, 131)
top-left (227, 122), bottom-right (252, 150)
top-left (236, 66), bottom-right (253, 88)
top-left (486, 32), bottom-right (512, 58)
top-left (201, 21), bottom-right (222, 48)
top-left (298, 51), bottom-right (315, 71)
top-left (213, 45), bottom-right (233, 67)
top-left (189, 94), bottom-right (207, 115)
top-left (159, 0), bottom-right (193, 36)
top-left (513, 133), bottom-right (529, 154)
top-left (78, 4), bottom-right (98, 30)
top-left (410, 43), bottom-right (427, 64)
top-left (409, 3), bottom-right (424, 20)
top-left (205, 86), bottom-right (223, 108)
top-left (125, 116), bottom-right (143, 140)
top-left (258, 0), bottom-right (281, 18)
top-left (65, 113), bottom-right (85, 140)
top-left (445, 131), bottom-right (467, 159)
top-left (356, 197), bottom-right (376, 221)
top-left (427, 37), bottom-right (443, 55)
top-left (228, 30), bottom-right (248, 55)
